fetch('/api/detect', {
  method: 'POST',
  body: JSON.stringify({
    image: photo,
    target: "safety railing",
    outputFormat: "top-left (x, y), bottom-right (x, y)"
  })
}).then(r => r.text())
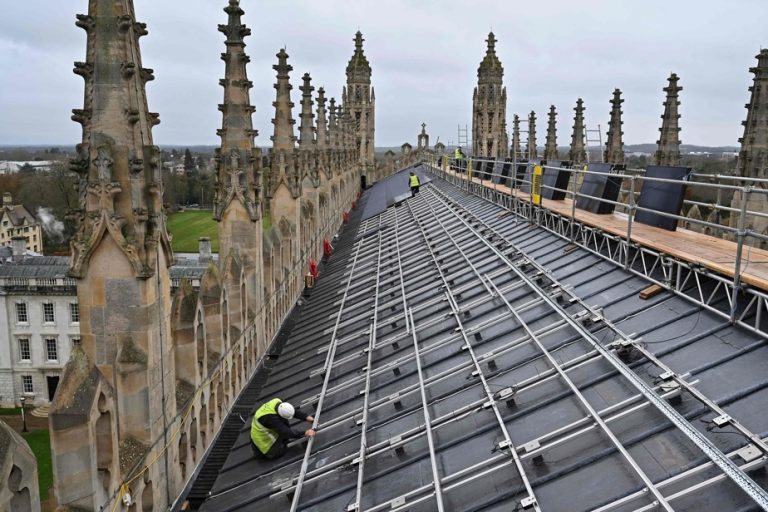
top-left (422, 154), bottom-right (768, 336)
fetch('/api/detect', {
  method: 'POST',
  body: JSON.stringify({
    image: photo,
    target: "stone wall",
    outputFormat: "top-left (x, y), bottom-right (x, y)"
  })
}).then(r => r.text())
top-left (0, 420), bottom-right (40, 512)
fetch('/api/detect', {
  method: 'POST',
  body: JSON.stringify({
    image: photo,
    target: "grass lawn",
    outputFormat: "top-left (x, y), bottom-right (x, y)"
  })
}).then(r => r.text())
top-left (0, 407), bottom-right (21, 415)
top-left (22, 430), bottom-right (53, 501)
top-left (167, 210), bottom-right (219, 253)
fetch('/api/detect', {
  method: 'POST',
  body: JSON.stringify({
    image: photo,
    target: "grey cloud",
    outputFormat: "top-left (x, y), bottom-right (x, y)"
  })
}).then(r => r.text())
top-left (1, 0), bottom-right (766, 147)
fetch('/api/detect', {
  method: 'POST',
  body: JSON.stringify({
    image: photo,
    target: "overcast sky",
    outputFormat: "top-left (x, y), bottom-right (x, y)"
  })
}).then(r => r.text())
top-left (1, 0), bottom-right (766, 148)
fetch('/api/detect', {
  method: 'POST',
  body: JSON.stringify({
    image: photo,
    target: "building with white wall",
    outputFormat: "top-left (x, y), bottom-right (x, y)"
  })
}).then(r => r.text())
top-left (0, 244), bottom-right (211, 407)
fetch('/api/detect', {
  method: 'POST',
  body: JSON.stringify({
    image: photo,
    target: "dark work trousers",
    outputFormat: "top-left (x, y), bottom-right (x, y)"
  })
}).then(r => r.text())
top-left (251, 438), bottom-right (288, 460)
top-left (411, 185), bottom-right (420, 197)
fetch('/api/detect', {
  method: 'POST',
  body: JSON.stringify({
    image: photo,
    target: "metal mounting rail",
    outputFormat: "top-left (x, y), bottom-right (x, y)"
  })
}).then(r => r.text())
top-left (351, 219), bottom-right (385, 512)
top-left (426, 185), bottom-right (768, 510)
top-left (486, 276), bottom-right (674, 511)
top-left (289, 234), bottom-right (370, 512)
top-left (405, 197), bottom-right (542, 511)
top-left (434, 182), bottom-right (768, 458)
top-left (407, 308), bottom-right (446, 512)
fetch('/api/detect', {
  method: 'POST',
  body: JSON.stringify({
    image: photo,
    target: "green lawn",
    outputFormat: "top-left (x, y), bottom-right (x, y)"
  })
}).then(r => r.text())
top-left (167, 210), bottom-right (219, 253)
top-left (22, 430), bottom-right (53, 501)
top-left (0, 407), bottom-right (21, 415)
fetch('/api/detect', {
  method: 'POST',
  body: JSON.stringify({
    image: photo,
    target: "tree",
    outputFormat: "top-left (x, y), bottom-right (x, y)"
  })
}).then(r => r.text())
top-left (184, 148), bottom-right (195, 171)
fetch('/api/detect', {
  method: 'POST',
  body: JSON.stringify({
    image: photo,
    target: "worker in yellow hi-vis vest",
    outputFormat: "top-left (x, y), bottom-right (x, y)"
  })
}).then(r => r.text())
top-left (454, 146), bottom-right (465, 173)
top-left (409, 170), bottom-right (421, 197)
top-left (250, 398), bottom-right (315, 459)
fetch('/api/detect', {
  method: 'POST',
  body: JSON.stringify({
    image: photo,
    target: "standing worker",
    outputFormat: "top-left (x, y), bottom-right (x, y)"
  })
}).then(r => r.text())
top-left (250, 398), bottom-right (315, 459)
top-left (454, 146), bottom-right (464, 173)
top-left (409, 170), bottom-right (421, 197)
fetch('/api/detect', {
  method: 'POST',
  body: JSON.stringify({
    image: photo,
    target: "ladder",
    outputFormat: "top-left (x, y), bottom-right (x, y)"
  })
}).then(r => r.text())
top-left (585, 124), bottom-right (603, 163)
top-left (457, 125), bottom-right (470, 154)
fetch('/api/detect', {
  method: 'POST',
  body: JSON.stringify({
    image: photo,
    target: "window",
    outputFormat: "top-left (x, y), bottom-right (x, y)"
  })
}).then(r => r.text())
top-left (69, 303), bottom-right (80, 324)
top-left (18, 338), bottom-right (31, 362)
top-left (45, 337), bottom-right (58, 362)
top-left (15, 303), bottom-right (28, 323)
top-left (71, 337), bottom-right (82, 348)
top-left (21, 375), bottom-right (33, 394)
top-left (43, 302), bottom-right (55, 323)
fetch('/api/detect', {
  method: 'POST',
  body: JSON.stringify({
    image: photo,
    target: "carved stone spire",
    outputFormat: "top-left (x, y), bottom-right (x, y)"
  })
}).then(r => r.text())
top-left (345, 31), bottom-right (375, 166)
top-left (736, 51), bottom-right (768, 179)
top-left (544, 105), bottom-right (558, 160)
top-left (604, 88), bottom-right (625, 165)
top-left (527, 111), bottom-right (537, 160)
top-left (729, 50), bottom-right (768, 241)
top-left (59, 3), bottom-right (176, 507)
top-left (268, 49), bottom-right (300, 201)
top-left (568, 98), bottom-right (587, 165)
top-left (271, 49), bottom-right (297, 152)
top-left (298, 73), bottom-right (316, 149)
top-left (68, 0), bottom-right (171, 279)
top-left (654, 73), bottom-right (682, 166)
top-left (214, 0), bottom-right (263, 333)
top-left (213, 0), bottom-right (260, 223)
top-left (473, 32), bottom-right (508, 158)
top-left (328, 98), bottom-right (339, 149)
top-left (510, 114), bottom-right (521, 160)
top-left (316, 87), bottom-right (329, 150)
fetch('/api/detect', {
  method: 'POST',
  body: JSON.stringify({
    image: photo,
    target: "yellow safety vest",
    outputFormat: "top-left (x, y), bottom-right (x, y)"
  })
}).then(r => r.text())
top-left (250, 398), bottom-right (282, 454)
top-left (454, 148), bottom-right (463, 160)
top-left (409, 175), bottom-right (420, 187)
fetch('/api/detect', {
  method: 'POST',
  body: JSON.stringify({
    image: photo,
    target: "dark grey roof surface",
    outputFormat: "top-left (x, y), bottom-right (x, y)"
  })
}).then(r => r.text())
top-left (170, 257), bottom-right (210, 281)
top-left (0, 256), bottom-right (70, 278)
top-left (0, 255), bottom-right (208, 280)
top-left (360, 166), bottom-right (431, 221)
top-left (196, 169), bottom-right (768, 512)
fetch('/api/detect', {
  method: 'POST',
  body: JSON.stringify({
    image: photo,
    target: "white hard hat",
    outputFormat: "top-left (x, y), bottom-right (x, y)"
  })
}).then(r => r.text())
top-left (277, 402), bottom-right (295, 420)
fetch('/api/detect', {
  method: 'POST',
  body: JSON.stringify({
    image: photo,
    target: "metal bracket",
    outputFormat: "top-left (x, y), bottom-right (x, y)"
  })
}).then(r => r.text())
top-left (713, 414), bottom-right (732, 428)
top-left (309, 367), bottom-right (326, 379)
top-left (521, 440), bottom-right (541, 453)
top-left (521, 496), bottom-right (538, 509)
top-left (659, 371), bottom-right (676, 381)
top-left (737, 444), bottom-right (762, 463)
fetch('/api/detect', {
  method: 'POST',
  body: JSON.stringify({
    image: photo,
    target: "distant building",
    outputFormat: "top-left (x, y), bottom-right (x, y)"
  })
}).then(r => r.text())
top-left (0, 161), bottom-right (56, 174)
top-left (0, 244), bottom-right (212, 408)
top-left (0, 193), bottom-right (43, 253)
top-left (0, 256), bottom-right (78, 406)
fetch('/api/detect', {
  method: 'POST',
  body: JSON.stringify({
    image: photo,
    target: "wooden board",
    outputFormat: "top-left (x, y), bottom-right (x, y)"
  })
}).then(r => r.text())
top-left (443, 169), bottom-right (768, 291)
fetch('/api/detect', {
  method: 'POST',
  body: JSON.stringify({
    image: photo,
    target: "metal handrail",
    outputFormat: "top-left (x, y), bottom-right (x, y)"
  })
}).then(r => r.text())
top-left (434, 155), bottom-right (767, 242)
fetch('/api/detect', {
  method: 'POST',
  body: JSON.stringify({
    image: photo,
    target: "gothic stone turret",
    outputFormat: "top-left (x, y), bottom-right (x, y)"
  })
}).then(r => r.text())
top-left (58, 1), bottom-right (176, 508)
top-left (269, 48), bottom-right (300, 204)
top-left (544, 105), bottom-right (558, 161)
top-left (729, 50), bottom-right (768, 246)
top-left (654, 73), bottom-right (682, 166)
top-left (510, 114), bottom-right (521, 160)
top-left (527, 111), bottom-right (538, 160)
top-left (604, 88), bottom-right (625, 165)
top-left (473, 32), bottom-right (508, 159)
top-left (214, 0), bottom-right (263, 324)
top-left (569, 98), bottom-right (587, 165)
top-left (345, 31), bottom-right (375, 168)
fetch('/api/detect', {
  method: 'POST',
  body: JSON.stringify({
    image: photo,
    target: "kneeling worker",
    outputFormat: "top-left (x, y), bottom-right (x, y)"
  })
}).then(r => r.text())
top-left (251, 398), bottom-right (315, 459)
top-left (409, 170), bottom-right (421, 197)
